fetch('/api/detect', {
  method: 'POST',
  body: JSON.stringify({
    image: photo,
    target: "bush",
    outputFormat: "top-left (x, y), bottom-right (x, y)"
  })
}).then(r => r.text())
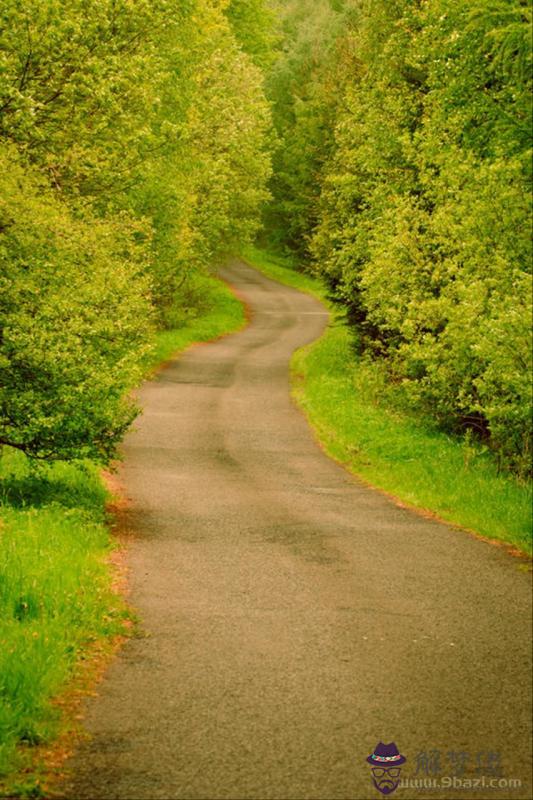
top-left (0, 145), bottom-right (152, 462)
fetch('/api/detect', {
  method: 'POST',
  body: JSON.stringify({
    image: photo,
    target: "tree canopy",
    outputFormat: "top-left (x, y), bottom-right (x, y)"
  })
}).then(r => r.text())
top-left (0, 0), bottom-right (273, 461)
top-left (265, 0), bottom-right (532, 476)
top-left (1, 0), bottom-right (531, 475)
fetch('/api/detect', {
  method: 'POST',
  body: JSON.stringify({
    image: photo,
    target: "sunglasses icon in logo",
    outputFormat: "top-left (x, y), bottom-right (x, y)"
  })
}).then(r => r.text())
top-left (367, 742), bottom-right (406, 795)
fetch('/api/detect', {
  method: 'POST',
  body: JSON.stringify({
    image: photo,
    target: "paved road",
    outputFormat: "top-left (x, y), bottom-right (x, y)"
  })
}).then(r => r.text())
top-left (63, 261), bottom-right (532, 800)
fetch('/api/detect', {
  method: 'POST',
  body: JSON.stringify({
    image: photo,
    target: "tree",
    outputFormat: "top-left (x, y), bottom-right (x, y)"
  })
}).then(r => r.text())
top-left (265, 0), bottom-right (532, 474)
top-left (0, 0), bottom-right (274, 461)
top-left (0, 145), bottom-right (152, 462)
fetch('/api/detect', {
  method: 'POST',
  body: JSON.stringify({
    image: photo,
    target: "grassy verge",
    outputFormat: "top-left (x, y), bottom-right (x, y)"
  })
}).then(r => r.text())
top-left (0, 269), bottom-right (245, 797)
top-left (242, 245), bottom-right (532, 556)
top-left (0, 452), bottom-right (129, 796)
top-left (145, 271), bottom-right (245, 371)
top-left (242, 245), bottom-right (329, 301)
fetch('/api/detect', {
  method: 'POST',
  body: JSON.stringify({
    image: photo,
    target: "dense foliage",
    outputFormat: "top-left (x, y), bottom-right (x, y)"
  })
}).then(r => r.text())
top-left (1, 0), bottom-right (531, 474)
top-left (266, 0), bottom-right (532, 476)
top-left (0, 146), bottom-right (150, 461)
top-left (0, 0), bottom-right (272, 461)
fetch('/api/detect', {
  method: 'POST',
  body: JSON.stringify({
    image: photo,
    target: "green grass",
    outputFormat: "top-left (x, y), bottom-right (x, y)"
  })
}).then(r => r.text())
top-left (242, 244), bottom-right (330, 301)
top-left (242, 245), bottom-right (532, 556)
top-left (0, 269), bottom-right (245, 795)
top-left (0, 451), bottom-right (129, 794)
top-left (145, 271), bottom-right (245, 372)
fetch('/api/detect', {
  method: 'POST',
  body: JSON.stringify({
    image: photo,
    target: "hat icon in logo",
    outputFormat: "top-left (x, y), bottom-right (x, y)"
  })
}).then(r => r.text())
top-left (367, 742), bottom-right (406, 795)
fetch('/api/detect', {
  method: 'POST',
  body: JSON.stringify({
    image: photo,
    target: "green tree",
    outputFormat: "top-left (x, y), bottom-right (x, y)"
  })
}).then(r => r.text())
top-left (0, 0), bottom-right (274, 461)
top-left (225, 0), bottom-right (278, 69)
top-left (0, 145), bottom-right (152, 462)
top-left (265, 0), bottom-right (532, 474)
top-left (130, 0), bottom-right (273, 321)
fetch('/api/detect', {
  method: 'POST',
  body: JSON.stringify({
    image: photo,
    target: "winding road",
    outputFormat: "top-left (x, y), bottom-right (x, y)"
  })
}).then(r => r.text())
top-left (64, 260), bottom-right (532, 800)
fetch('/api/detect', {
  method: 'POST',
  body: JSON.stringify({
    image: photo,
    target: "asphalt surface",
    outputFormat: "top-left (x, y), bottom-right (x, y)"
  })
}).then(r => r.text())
top-left (63, 260), bottom-right (532, 800)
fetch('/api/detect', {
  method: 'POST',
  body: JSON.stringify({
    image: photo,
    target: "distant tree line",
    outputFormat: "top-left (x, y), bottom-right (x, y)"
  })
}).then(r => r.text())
top-left (0, 0), bottom-right (273, 462)
top-left (266, 0), bottom-right (532, 476)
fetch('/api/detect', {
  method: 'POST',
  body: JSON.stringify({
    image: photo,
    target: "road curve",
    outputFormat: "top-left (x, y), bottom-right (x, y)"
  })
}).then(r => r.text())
top-left (63, 260), bottom-right (532, 800)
